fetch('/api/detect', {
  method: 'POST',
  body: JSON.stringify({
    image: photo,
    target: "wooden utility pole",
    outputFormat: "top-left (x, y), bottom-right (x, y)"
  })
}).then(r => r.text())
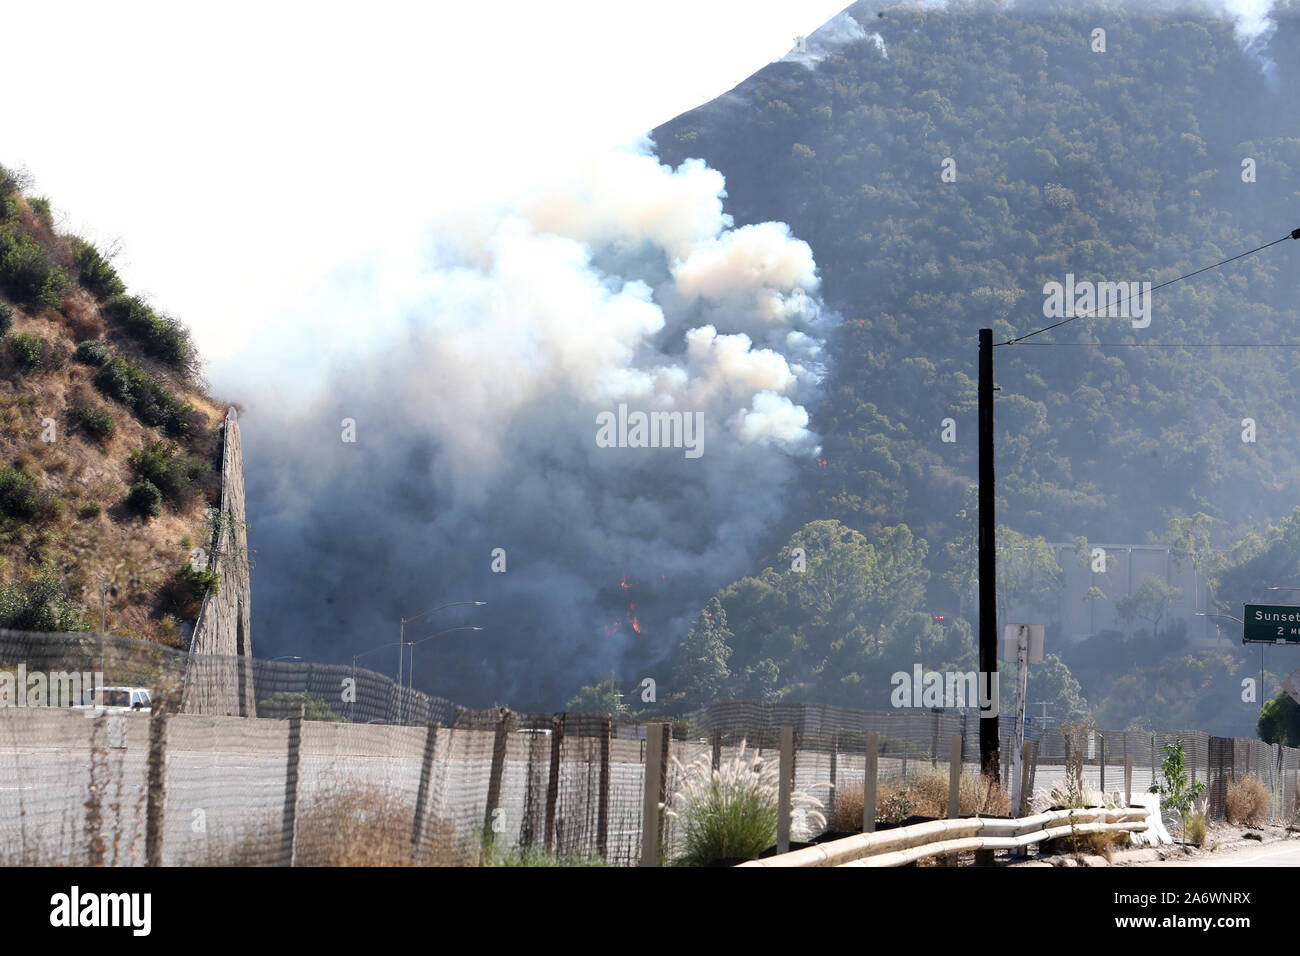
top-left (978, 329), bottom-right (1001, 780)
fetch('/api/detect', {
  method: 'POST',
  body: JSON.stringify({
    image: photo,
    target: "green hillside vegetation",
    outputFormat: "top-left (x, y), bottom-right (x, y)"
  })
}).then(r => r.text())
top-left (630, 0), bottom-right (1300, 736)
top-left (0, 163), bottom-right (227, 644)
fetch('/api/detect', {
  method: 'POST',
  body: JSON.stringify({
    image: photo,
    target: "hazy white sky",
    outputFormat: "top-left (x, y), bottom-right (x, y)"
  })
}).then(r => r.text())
top-left (2, 0), bottom-right (849, 382)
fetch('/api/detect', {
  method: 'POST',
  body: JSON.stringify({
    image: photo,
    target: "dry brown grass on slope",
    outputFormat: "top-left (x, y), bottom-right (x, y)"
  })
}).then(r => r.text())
top-left (1, 296), bottom-right (225, 643)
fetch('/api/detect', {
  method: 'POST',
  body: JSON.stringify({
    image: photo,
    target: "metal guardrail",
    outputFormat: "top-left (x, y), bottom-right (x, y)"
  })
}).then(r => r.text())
top-left (738, 807), bottom-right (1150, 867)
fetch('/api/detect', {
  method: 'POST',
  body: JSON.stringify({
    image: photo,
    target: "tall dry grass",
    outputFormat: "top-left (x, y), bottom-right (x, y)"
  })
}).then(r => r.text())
top-left (830, 768), bottom-right (1010, 832)
top-left (1225, 775), bottom-right (1271, 826)
top-left (188, 781), bottom-right (476, 866)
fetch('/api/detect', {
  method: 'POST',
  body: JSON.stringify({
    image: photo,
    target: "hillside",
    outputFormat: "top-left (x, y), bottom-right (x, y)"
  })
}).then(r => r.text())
top-left (636, 0), bottom-right (1300, 734)
top-left (0, 164), bottom-right (227, 646)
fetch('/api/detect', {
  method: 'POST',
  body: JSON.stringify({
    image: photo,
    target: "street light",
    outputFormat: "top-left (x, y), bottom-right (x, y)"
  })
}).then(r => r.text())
top-left (404, 625), bottom-right (484, 701)
top-left (397, 602), bottom-right (485, 702)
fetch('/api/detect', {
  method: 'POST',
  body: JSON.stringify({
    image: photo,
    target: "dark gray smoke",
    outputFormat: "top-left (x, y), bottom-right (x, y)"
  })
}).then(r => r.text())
top-left (233, 142), bottom-right (832, 708)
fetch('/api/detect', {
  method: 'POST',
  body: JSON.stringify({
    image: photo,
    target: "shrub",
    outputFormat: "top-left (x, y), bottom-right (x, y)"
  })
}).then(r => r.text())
top-left (102, 293), bottom-right (198, 375)
top-left (93, 355), bottom-right (199, 438)
top-left (8, 332), bottom-right (42, 371)
top-left (663, 741), bottom-right (825, 865)
top-left (74, 339), bottom-right (111, 366)
top-left (67, 403), bottom-right (115, 442)
top-left (70, 238), bottom-right (125, 300)
top-left (1149, 739), bottom-right (1207, 838)
top-left (0, 466), bottom-right (47, 519)
top-left (0, 567), bottom-right (90, 632)
top-left (0, 224), bottom-right (69, 308)
top-left (126, 479), bottom-right (163, 518)
top-left (0, 302), bottom-right (11, 336)
top-left (7, 331), bottom-right (64, 372)
top-left (257, 690), bottom-right (342, 722)
top-left (162, 564), bottom-right (219, 617)
top-left (130, 440), bottom-right (214, 505)
top-left (28, 197), bottom-right (52, 228)
top-left (78, 500), bottom-right (102, 519)
top-left (0, 165), bottom-right (20, 221)
top-left (1225, 775), bottom-right (1270, 826)
top-left (1187, 798), bottom-right (1209, 846)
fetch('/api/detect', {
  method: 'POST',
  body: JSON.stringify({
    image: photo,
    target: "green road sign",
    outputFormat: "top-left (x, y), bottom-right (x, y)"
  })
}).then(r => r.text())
top-left (1243, 604), bottom-right (1300, 644)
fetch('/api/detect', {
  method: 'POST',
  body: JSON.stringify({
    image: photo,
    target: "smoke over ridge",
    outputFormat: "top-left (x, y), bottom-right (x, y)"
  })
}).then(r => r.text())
top-left (241, 141), bottom-right (833, 706)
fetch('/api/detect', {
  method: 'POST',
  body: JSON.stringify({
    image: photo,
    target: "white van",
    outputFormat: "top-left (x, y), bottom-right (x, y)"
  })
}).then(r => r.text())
top-left (73, 686), bottom-right (152, 715)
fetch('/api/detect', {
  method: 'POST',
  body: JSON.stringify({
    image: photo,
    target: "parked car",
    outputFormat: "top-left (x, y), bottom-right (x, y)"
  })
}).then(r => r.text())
top-left (72, 686), bottom-right (152, 715)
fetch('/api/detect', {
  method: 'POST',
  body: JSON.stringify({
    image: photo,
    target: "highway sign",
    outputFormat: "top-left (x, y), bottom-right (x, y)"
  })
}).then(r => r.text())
top-left (1243, 604), bottom-right (1300, 644)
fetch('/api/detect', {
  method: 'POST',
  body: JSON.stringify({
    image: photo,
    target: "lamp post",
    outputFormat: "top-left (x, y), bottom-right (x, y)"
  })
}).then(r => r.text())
top-left (404, 625), bottom-right (484, 701)
top-left (397, 602), bottom-right (485, 721)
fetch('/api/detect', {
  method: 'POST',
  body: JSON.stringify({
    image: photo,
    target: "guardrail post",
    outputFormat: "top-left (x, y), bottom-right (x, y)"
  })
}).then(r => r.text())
top-left (411, 722), bottom-right (440, 860)
top-left (778, 727), bottom-right (794, 853)
top-left (280, 704), bottom-right (304, 866)
top-left (144, 710), bottom-right (168, 867)
top-left (863, 731), bottom-right (879, 833)
top-left (640, 722), bottom-right (666, 866)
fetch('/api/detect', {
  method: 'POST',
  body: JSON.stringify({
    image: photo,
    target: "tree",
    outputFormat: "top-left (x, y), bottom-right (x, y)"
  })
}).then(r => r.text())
top-left (672, 598), bottom-right (734, 707)
top-left (1258, 691), bottom-right (1300, 747)
top-left (566, 679), bottom-right (620, 714)
top-left (1116, 574), bottom-right (1181, 638)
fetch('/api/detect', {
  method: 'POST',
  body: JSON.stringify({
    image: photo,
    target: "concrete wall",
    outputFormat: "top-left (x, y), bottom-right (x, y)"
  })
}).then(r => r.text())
top-left (182, 409), bottom-right (255, 716)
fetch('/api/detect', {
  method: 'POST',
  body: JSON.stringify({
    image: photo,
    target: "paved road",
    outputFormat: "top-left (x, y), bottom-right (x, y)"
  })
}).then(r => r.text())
top-left (1150, 839), bottom-right (1300, 866)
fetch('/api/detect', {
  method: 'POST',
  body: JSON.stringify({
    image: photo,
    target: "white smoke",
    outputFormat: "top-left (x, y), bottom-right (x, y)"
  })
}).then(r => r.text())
top-left (239, 140), bottom-right (833, 704)
top-left (783, 10), bottom-right (887, 68)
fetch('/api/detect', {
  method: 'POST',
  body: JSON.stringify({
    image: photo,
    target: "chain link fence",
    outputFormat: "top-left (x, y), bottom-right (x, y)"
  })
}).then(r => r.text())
top-left (0, 630), bottom-right (1296, 865)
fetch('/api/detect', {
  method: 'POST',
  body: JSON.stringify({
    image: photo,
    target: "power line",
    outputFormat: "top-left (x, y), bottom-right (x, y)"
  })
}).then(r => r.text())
top-left (1000, 228), bottom-right (1300, 347)
top-left (1010, 342), bottom-right (1300, 348)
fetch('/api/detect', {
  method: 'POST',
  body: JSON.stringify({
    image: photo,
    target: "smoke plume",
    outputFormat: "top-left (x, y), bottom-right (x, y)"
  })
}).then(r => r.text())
top-left (239, 141), bottom-right (831, 708)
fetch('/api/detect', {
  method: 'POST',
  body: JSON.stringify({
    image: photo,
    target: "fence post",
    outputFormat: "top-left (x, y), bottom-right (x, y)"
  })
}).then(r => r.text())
top-left (640, 722), bottom-right (666, 866)
top-left (544, 713), bottom-right (564, 852)
top-left (279, 704), bottom-right (304, 867)
top-left (947, 734), bottom-right (962, 818)
top-left (1018, 741), bottom-right (1033, 817)
top-left (711, 728), bottom-right (722, 772)
top-left (1125, 754), bottom-right (1134, 807)
top-left (144, 710), bottom-right (169, 867)
top-left (778, 727), bottom-right (794, 853)
top-left (828, 731), bottom-right (838, 813)
top-left (863, 731), bottom-right (879, 833)
top-left (1099, 735), bottom-right (1106, 794)
top-left (597, 716), bottom-right (611, 860)
top-left (411, 722), bottom-right (440, 860)
top-left (481, 708), bottom-right (511, 855)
